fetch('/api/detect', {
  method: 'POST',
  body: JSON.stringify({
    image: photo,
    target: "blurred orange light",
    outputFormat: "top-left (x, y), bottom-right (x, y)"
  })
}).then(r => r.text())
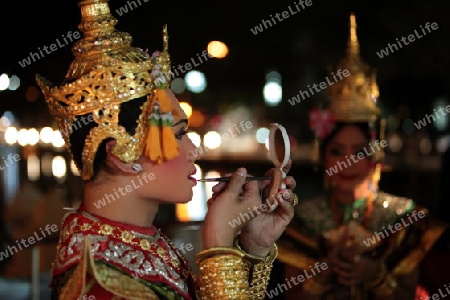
top-left (25, 86), bottom-right (40, 102)
top-left (189, 110), bottom-right (205, 127)
top-left (176, 203), bottom-right (190, 222)
top-left (207, 41), bottom-right (228, 59)
top-left (180, 102), bottom-right (192, 118)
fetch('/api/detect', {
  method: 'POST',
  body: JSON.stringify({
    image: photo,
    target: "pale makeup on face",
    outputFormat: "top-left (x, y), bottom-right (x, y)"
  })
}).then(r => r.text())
top-left (135, 91), bottom-right (200, 203)
top-left (324, 125), bottom-right (373, 192)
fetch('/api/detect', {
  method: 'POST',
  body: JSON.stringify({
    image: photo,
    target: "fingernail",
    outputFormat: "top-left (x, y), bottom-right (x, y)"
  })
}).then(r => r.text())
top-left (235, 168), bottom-right (246, 177)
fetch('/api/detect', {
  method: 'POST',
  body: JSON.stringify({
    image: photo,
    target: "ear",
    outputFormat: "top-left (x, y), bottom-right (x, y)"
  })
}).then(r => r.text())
top-left (104, 139), bottom-right (136, 174)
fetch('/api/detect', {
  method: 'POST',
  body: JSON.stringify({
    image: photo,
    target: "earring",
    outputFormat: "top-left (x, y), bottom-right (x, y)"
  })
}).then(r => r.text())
top-left (132, 163), bottom-right (143, 173)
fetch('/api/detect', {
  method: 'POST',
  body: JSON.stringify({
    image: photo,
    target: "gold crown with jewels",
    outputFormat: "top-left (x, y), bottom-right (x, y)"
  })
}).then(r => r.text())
top-left (311, 13), bottom-right (386, 165)
top-left (327, 13), bottom-right (381, 122)
top-left (36, 0), bottom-right (180, 180)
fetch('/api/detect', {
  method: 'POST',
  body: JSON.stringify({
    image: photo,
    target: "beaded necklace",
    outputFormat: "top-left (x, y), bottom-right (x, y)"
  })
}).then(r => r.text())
top-left (331, 192), bottom-right (373, 228)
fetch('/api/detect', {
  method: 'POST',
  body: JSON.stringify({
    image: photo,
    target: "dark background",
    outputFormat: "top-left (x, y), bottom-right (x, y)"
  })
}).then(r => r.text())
top-left (1, 0), bottom-right (449, 126)
top-left (0, 0), bottom-right (449, 213)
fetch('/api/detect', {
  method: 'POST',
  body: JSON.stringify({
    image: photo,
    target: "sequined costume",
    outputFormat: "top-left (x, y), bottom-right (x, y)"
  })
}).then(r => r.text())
top-left (37, 0), bottom-right (278, 299)
top-left (274, 13), bottom-right (448, 299)
top-left (51, 207), bottom-right (196, 299)
top-left (276, 192), bottom-right (447, 299)
top-left (50, 206), bottom-right (277, 299)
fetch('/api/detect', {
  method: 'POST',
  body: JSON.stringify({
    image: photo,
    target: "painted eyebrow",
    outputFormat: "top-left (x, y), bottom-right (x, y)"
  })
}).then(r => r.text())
top-left (173, 119), bottom-right (188, 127)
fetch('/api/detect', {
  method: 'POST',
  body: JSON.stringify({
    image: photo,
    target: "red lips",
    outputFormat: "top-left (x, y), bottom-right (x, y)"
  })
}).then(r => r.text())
top-left (188, 168), bottom-right (197, 185)
top-left (338, 173), bottom-right (358, 180)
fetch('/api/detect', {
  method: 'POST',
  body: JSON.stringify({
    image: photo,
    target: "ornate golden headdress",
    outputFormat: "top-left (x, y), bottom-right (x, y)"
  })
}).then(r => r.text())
top-left (327, 13), bottom-right (381, 123)
top-left (36, 0), bottom-right (180, 180)
top-left (310, 13), bottom-right (386, 165)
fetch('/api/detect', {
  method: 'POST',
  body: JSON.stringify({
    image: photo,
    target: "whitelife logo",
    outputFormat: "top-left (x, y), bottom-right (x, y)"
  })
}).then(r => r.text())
top-left (376, 22), bottom-right (439, 59)
top-left (420, 283), bottom-right (450, 300)
top-left (266, 262), bottom-right (328, 298)
top-left (150, 49), bottom-right (212, 87)
top-left (228, 189), bottom-right (290, 228)
top-left (250, 0), bottom-right (313, 35)
top-left (115, 0), bottom-right (149, 16)
top-left (325, 140), bottom-right (388, 176)
top-left (18, 31), bottom-right (81, 67)
top-left (190, 121), bottom-right (253, 158)
top-left (414, 105), bottom-right (450, 130)
top-left (93, 172), bottom-right (156, 209)
top-left (59, 115), bottom-right (96, 137)
top-left (288, 69), bottom-right (350, 106)
top-left (0, 154), bottom-right (20, 171)
top-left (0, 224), bottom-right (58, 261)
top-left (362, 210), bottom-right (425, 247)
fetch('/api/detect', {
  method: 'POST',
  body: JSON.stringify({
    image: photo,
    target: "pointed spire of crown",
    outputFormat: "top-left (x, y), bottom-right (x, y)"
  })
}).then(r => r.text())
top-left (327, 13), bottom-right (380, 122)
top-left (348, 13), bottom-right (360, 59)
top-left (65, 0), bottom-right (149, 81)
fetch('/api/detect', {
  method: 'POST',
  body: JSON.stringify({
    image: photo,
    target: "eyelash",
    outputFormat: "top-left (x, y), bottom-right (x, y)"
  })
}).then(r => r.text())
top-left (175, 128), bottom-right (189, 140)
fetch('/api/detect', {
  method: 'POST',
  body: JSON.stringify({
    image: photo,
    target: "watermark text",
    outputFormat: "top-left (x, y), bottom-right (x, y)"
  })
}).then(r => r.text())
top-left (250, 0), bottom-right (313, 35)
top-left (325, 140), bottom-right (388, 176)
top-left (0, 224), bottom-right (59, 261)
top-left (288, 69), bottom-right (350, 106)
top-left (376, 22), bottom-right (439, 59)
top-left (266, 261), bottom-right (328, 298)
top-left (94, 172), bottom-right (156, 209)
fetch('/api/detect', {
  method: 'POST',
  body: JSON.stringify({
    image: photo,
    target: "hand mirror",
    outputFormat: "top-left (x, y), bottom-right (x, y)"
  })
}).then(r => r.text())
top-left (268, 123), bottom-right (290, 189)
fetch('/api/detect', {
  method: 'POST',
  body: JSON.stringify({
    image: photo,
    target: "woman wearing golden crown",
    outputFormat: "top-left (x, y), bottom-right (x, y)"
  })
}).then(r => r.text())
top-left (35, 1), bottom-right (298, 299)
top-left (274, 14), bottom-right (448, 300)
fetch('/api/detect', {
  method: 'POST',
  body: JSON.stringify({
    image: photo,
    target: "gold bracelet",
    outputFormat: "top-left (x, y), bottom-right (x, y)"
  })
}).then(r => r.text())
top-left (249, 245), bottom-right (277, 299)
top-left (196, 246), bottom-right (246, 262)
top-left (233, 235), bottom-right (278, 298)
top-left (196, 247), bottom-right (251, 299)
top-left (233, 235), bottom-right (277, 264)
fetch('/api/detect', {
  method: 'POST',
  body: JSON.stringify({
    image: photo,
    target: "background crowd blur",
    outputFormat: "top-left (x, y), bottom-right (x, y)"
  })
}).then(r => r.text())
top-left (0, 0), bottom-right (449, 299)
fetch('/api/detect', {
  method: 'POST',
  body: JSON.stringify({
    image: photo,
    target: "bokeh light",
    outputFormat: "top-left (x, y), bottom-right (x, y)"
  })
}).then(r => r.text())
top-left (180, 102), bottom-right (192, 118)
top-left (8, 75), bottom-right (20, 90)
top-left (203, 131), bottom-right (221, 149)
top-left (263, 81), bottom-right (282, 106)
top-left (187, 131), bottom-right (201, 148)
top-left (52, 156), bottom-right (67, 179)
top-left (207, 41), bottom-right (228, 58)
top-left (401, 119), bottom-right (415, 135)
top-left (25, 86), bottom-right (40, 102)
top-left (0, 74), bottom-right (10, 91)
top-left (171, 77), bottom-right (186, 94)
top-left (265, 71), bottom-right (281, 84)
top-left (4, 127), bottom-right (18, 144)
top-left (255, 127), bottom-right (270, 143)
top-left (189, 110), bottom-right (205, 127)
top-left (27, 128), bottom-right (40, 146)
top-left (185, 70), bottom-right (207, 93)
top-left (40, 127), bottom-right (54, 143)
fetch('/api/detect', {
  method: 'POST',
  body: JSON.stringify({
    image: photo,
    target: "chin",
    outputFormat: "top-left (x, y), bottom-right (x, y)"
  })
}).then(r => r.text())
top-left (178, 196), bottom-right (192, 203)
top-left (336, 180), bottom-right (358, 192)
top-left (175, 190), bottom-right (193, 203)
top-left (336, 177), bottom-right (366, 192)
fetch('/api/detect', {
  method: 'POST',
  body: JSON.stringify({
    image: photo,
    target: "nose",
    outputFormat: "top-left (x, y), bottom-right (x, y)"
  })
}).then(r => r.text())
top-left (185, 136), bottom-right (202, 161)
